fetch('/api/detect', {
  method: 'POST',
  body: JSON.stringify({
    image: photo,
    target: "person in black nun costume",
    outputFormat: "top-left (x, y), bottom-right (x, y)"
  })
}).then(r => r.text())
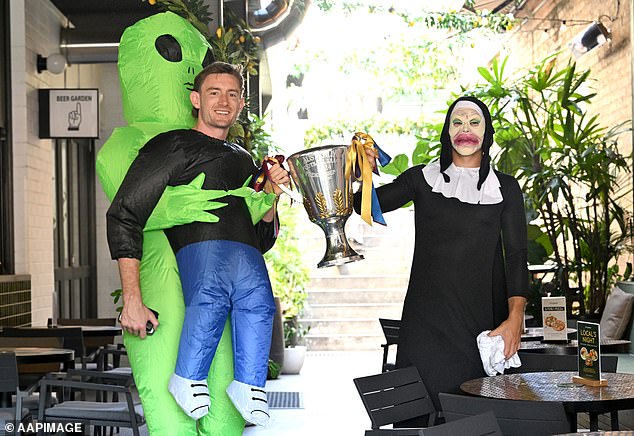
top-left (354, 96), bottom-right (529, 423)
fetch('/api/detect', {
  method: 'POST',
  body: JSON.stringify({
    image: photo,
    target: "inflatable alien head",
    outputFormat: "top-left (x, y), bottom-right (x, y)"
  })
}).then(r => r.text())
top-left (118, 12), bottom-right (213, 126)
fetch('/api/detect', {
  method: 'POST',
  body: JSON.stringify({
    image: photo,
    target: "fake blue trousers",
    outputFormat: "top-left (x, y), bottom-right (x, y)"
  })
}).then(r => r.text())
top-left (174, 240), bottom-right (276, 387)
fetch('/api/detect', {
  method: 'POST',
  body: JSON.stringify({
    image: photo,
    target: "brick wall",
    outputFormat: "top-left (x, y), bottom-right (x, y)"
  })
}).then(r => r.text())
top-left (499, 0), bottom-right (633, 267)
top-left (501, 0), bottom-right (632, 185)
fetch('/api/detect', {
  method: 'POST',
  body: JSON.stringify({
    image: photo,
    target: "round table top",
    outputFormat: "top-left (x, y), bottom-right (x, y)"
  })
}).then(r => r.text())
top-left (461, 372), bottom-right (634, 409)
top-left (0, 347), bottom-right (75, 364)
top-left (520, 339), bottom-right (631, 354)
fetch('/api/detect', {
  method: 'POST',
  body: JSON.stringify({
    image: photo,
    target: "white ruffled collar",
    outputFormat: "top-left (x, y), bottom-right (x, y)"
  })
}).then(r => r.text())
top-left (422, 161), bottom-right (503, 205)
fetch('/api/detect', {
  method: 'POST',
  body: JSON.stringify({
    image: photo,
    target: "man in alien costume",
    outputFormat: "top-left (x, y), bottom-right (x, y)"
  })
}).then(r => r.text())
top-left (97, 12), bottom-right (273, 435)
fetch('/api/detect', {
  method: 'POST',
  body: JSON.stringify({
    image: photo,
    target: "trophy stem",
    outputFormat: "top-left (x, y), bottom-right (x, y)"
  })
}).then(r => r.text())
top-left (316, 217), bottom-right (364, 268)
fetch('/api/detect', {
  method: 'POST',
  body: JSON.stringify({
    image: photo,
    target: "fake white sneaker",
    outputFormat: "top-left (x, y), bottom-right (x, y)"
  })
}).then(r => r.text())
top-left (226, 380), bottom-right (270, 426)
top-left (168, 373), bottom-right (210, 420)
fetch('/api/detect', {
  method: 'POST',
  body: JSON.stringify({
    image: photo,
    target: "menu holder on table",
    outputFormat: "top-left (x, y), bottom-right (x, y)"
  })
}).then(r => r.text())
top-left (541, 296), bottom-right (569, 343)
top-left (572, 321), bottom-right (607, 387)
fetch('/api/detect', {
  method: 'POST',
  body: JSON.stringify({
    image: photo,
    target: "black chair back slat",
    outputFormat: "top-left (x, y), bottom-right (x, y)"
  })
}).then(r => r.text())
top-left (372, 398), bottom-right (434, 428)
top-left (363, 382), bottom-right (429, 410)
top-left (379, 318), bottom-right (401, 344)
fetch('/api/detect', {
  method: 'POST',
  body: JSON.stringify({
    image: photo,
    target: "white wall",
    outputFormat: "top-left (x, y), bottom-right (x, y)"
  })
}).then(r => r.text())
top-left (11, 0), bottom-right (116, 324)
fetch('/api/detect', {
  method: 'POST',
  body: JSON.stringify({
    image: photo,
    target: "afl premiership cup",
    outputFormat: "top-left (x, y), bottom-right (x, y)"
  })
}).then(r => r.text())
top-left (287, 144), bottom-right (364, 268)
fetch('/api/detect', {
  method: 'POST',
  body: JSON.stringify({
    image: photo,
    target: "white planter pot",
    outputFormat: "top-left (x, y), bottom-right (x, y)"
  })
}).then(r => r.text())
top-left (281, 346), bottom-right (306, 374)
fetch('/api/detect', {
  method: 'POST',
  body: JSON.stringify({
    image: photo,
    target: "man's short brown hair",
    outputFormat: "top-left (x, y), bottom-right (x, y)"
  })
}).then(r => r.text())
top-left (191, 62), bottom-right (244, 118)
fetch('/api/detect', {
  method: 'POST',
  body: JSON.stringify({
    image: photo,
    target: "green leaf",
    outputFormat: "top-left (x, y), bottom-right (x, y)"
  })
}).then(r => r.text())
top-left (381, 154), bottom-right (409, 176)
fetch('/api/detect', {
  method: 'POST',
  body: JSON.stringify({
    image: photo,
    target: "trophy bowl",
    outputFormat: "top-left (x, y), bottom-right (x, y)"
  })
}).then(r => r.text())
top-left (287, 144), bottom-right (364, 268)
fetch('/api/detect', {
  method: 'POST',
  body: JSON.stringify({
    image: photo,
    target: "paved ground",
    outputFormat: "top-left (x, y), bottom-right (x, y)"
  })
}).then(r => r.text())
top-left (117, 350), bottom-right (634, 435)
top-left (244, 350), bottom-right (382, 436)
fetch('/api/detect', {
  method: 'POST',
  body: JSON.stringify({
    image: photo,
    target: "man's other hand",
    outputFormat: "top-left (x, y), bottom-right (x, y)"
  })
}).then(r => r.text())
top-left (120, 297), bottom-right (159, 339)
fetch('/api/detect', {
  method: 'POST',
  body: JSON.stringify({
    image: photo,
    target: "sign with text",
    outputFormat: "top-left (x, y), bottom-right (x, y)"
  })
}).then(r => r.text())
top-left (577, 321), bottom-right (602, 381)
top-left (542, 296), bottom-right (567, 341)
top-left (38, 89), bottom-right (99, 138)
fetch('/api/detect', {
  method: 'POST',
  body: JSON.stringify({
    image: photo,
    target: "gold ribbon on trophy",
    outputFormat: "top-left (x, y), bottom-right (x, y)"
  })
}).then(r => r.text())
top-left (345, 132), bottom-right (379, 226)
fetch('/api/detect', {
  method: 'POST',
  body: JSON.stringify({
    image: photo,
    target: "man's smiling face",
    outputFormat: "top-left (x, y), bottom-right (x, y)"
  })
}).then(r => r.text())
top-left (190, 73), bottom-right (245, 138)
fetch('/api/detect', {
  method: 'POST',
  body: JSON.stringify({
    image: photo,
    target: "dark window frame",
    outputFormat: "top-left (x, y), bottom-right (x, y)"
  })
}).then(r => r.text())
top-left (54, 138), bottom-right (96, 319)
top-left (0, 1), bottom-right (14, 275)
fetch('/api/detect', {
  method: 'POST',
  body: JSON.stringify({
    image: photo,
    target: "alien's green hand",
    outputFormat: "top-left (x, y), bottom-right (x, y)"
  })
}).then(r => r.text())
top-left (144, 173), bottom-right (228, 231)
top-left (239, 175), bottom-right (277, 224)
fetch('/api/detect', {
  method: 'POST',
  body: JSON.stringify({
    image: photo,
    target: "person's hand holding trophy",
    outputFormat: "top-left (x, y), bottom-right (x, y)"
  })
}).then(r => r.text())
top-left (280, 133), bottom-right (390, 268)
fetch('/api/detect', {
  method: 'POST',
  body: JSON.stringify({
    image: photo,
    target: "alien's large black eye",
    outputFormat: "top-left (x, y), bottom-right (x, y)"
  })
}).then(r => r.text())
top-left (155, 34), bottom-right (182, 62)
top-left (202, 48), bottom-right (214, 67)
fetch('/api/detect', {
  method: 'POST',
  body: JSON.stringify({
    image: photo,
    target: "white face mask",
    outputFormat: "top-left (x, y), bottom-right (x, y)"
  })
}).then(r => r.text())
top-left (448, 107), bottom-right (485, 157)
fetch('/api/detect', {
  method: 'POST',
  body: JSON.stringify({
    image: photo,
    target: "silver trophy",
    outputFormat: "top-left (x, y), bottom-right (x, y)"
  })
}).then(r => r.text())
top-left (287, 144), bottom-right (364, 268)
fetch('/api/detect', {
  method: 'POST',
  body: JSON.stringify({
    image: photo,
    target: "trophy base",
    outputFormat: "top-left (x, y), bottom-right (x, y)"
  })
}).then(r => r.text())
top-left (318, 253), bottom-right (364, 269)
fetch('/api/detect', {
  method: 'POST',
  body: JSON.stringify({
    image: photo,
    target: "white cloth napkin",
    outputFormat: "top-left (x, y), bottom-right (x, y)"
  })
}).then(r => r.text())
top-left (477, 330), bottom-right (522, 376)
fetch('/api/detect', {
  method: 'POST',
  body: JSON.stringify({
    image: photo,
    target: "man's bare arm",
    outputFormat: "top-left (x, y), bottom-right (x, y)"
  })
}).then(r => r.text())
top-left (117, 257), bottom-right (158, 339)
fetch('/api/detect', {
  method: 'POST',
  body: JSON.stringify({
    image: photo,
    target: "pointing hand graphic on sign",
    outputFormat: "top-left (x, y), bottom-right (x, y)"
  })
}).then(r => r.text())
top-left (68, 102), bottom-right (82, 131)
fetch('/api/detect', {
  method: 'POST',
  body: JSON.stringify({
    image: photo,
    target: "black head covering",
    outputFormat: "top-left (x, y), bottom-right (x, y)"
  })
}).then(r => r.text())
top-left (439, 96), bottom-right (495, 190)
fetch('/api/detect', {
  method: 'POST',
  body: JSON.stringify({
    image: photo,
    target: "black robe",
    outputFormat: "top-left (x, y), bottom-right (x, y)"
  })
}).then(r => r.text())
top-left (356, 164), bottom-right (529, 417)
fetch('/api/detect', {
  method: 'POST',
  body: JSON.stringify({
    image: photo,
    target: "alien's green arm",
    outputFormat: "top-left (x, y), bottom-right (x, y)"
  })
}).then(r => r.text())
top-left (97, 126), bottom-right (241, 232)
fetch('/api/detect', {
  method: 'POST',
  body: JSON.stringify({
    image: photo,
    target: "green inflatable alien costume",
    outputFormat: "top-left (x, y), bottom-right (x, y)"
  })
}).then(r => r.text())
top-left (97, 12), bottom-right (272, 435)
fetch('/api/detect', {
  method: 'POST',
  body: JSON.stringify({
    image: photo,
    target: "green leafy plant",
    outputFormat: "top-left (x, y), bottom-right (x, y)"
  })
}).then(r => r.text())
top-left (146, 0), bottom-right (213, 38)
top-left (283, 316), bottom-right (310, 347)
top-left (110, 289), bottom-right (123, 313)
top-left (468, 54), bottom-right (633, 315)
top-left (268, 358), bottom-right (281, 379)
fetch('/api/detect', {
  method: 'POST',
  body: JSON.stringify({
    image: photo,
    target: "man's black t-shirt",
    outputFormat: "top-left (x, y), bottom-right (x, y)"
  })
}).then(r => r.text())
top-left (107, 129), bottom-right (275, 259)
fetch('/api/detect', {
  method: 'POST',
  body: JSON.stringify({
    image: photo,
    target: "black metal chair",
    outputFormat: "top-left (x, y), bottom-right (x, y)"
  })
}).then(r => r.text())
top-left (354, 366), bottom-right (437, 435)
top-left (507, 351), bottom-right (618, 374)
top-left (439, 392), bottom-right (573, 436)
top-left (379, 318), bottom-right (401, 372)
top-left (56, 318), bottom-right (118, 359)
top-left (0, 352), bottom-right (32, 434)
top-left (420, 411), bottom-right (502, 436)
top-left (37, 369), bottom-right (143, 436)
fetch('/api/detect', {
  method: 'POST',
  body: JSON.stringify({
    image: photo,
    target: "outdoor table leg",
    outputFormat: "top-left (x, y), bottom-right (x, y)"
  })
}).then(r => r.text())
top-left (0, 392), bottom-right (9, 407)
top-left (589, 412), bottom-right (599, 431)
top-left (610, 411), bottom-right (619, 430)
top-left (569, 412), bottom-right (577, 432)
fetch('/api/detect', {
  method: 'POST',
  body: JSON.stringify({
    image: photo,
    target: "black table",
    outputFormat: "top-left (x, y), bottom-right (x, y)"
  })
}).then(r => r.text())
top-left (0, 347), bottom-right (75, 365)
top-left (461, 371), bottom-right (634, 431)
top-left (520, 339), bottom-right (631, 354)
top-left (522, 327), bottom-right (577, 342)
top-left (58, 325), bottom-right (122, 337)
